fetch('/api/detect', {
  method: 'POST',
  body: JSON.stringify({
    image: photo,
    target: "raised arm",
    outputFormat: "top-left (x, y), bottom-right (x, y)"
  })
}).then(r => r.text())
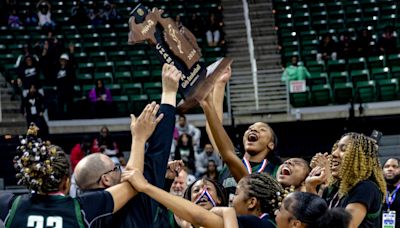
top-left (124, 170), bottom-right (224, 228)
top-left (205, 65), bottom-right (231, 153)
top-left (200, 94), bottom-right (247, 182)
top-left (125, 102), bottom-right (164, 172)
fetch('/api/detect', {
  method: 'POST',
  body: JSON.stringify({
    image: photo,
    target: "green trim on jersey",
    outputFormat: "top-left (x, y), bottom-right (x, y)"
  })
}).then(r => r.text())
top-left (5, 195), bottom-right (22, 228)
top-left (366, 205), bottom-right (381, 220)
top-left (73, 198), bottom-right (85, 228)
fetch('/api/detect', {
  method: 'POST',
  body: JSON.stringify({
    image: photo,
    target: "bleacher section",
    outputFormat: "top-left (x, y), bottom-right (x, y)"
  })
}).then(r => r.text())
top-left (273, 0), bottom-right (400, 108)
top-left (0, 0), bottom-right (225, 119)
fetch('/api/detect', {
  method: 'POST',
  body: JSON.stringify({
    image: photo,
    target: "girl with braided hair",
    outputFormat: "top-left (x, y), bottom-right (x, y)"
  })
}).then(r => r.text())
top-left (306, 132), bottom-right (386, 228)
top-left (0, 102), bottom-right (162, 228)
top-left (275, 192), bottom-right (351, 228)
top-left (125, 169), bottom-right (285, 228)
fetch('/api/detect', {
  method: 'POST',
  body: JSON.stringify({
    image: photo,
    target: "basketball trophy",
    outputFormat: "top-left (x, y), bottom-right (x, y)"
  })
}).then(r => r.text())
top-left (128, 3), bottom-right (232, 112)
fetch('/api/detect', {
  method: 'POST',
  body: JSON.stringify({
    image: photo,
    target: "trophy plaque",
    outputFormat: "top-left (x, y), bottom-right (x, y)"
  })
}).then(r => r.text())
top-left (128, 3), bottom-right (232, 112)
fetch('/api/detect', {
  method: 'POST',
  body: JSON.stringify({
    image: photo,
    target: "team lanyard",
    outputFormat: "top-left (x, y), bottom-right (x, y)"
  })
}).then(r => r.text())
top-left (328, 192), bottom-right (341, 209)
top-left (194, 188), bottom-right (217, 207)
top-left (386, 184), bottom-right (400, 210)
top-left (242, 157), bottom-right (268, 174)
top-left (259, 213), bottom-right (268, 219)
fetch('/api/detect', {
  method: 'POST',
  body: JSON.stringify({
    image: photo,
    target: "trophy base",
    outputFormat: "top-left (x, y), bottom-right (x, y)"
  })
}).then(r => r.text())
top-left (177, 57), bottom-right (233, 113)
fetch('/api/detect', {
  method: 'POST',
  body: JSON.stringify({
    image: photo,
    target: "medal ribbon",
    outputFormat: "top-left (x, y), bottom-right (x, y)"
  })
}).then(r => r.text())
top-left (259, 213), bottom-right (268, 219)
top-left (194, 188), bottom-right (217, 207)
top-left (243, 157), bottom-right (267, 174)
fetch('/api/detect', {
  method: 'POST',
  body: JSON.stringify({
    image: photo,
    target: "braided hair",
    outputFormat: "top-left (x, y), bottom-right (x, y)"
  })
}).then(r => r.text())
top-left (329, 132), bottom-right (386, 199)
top-left (184, 177), bottom-right (228, 206)
top-left (241, 172), bottom-right (285, 216)
top-left (285, 192), bottom-right (351, 228)
top-left (14, 123), bottom-right (70, 194)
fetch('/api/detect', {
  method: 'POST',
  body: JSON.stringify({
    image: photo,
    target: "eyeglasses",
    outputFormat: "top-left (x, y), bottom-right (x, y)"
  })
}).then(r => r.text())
top-left (97, 164), bottom-right (121, 183)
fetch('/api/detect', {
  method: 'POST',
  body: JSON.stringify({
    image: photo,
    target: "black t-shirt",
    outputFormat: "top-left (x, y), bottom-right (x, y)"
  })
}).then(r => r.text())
top-left (382, 184), bottom-right (400, 228)
top-left (219, 159), bottom-right (279, 196)
top-left (323, 180), bottom-right (382, 228)
top-left (237, 214), bottom-right (276, 228)
top-left (0, 191), bottom-right (113, 227)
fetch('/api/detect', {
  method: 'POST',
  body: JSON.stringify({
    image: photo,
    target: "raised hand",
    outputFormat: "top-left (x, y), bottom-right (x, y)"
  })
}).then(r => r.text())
top-left (310, 152), bottom-right (329, 169)
top-left (162, 63), bottom-right (181, 95)
top-left (121, 169), bottom-right (149, 192)
top-left (165, 160), bottom-right (185, 179)
top-left (305, 166), bottom-right (328, 193)
top-left (130, 102), bottom-right (164, 142)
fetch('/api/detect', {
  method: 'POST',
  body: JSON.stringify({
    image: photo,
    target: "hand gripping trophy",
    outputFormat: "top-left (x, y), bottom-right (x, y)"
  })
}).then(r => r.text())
top-left (128, 4), bottom-right (232, 112)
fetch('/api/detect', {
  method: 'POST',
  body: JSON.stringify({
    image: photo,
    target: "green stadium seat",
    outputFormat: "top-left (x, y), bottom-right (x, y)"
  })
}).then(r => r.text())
top-left (308, 72), bottom-right (328, 86)
top-left (328, 19), bottom-right (345, 30)
top-left (306, 60), bottom-right (325, 73)
top-left (334, 82), bottom-right (354, 104)
top-left (391, 66), bottom-right (400, 80)
top-left (101, 32), bottom-right (118, 42)
top-left (113, 95), bottom-right (129, 116)
top-left (123, 83), bottom-right (142, 95)
top-left (95, 61), bottom-right (114, 73)
top-left (84, 42), bottom-right (101, 53)
top-left (82, 84), bottom-right (94, 96)
top-left (330, 71), bottom-right (349, 85)
top-left (0, 53), bottom-right (16, 64)
top-left (351, 69), bottom-right (370, 85)
top-left (109, 51), bottom-right (127, 62)
top-left (348, 57), bottom-right (367, 71)
top-left (76, 73), bottom-right (93, 85)
top-left (75, 52), bottom-right (89, 64)
top-left (78, 62), bottom-right (95, 74)
top-left (65, 34), bottom-right (82, 43)
top-left (115, 60), bottom-right (132, 72)
top-left (144, 82), bottom-right (162, 95)
top-left (130, 94), bottom-right (149, 115)
top-left (102, 41), bottom-right (119, 52)
top-left (290, 90), bottom-right (310, 107)
top-left (355, 80), bottom-right (376, 102)
top-left (109, 84), bottom-right (122, 96)
top-left (83, 33), bottom-right (101, 43)
top-left (94, 72), bottom-right (113, 84)
top-left (132, 70), bottom-right (150, 81)
top-left (388, 54), bottom-right (400, 67)
top-left (311, 84), bottom-right (332, 106)
top-left (90, 51), bottom-right (107, 62)
top-left (328, 59), bottom-right (346, 73)
top-left (371, 67), bottom-right (390, 81)
top-left (367, 55), bottom-right (385, 69)
top-left (73, 85), bottom-right (82, 98)
top-left (377, 78), bottom-right (399, 101)
top-left (149, 93), bottom-right (162, 103)
top-left (311, 11), bottom-right (327, 21)
top-left (115, 71), bottom-right (132, 83)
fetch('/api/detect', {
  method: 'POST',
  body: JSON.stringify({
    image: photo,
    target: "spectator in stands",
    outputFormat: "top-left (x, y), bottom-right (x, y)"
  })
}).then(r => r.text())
top-left (70, 0), bottom-right (88, 25)
top-left (37, 33), bottom-right (65, 84)
top-left (337, 32), bottom-right (355, 59)
top-left (170, 169), bottom-right (189, 197)
top-left (187, 13), bottom-right (204, 38)
top-left (195, 143), bottom-right (222, 177)
top-left (87, 1), bottom-right (105, 26)
top-left (317, 34), bottom-right (337, 61)
top-left (355, 29), bottom-right (374, 57)
top-left (36, 0), bottom-right (56, 32)
top-left (377, 26), bottom-right (398, 55)
top-left (275, 192), bottom-right (352, 228)
top-left (23, 7), bottom-right (39, 26)
top-left (20, 84), bottom-right (48, 137)
top-left (54, 53), bottom-right (75, 118)
top-left (174, 133), bottom-right (196, 174)
top-left (281, 56), bottom-right (311, 83)
top-left (89, 79), bottom-right (113, 117)
top-left (306, 132), bottom-right (386, 227)
top-left (382, 158), bottom-right (400, 227)
top-left (276, 158), bottom-right (311, 192)
top-left (92, 126), bottom-right (125, 165)
top-left (175, 14), bottom-right (183, 28)
top-left (70, 135), bottom-right (94, 172)
top-left (203, 160), bottom-right (219, 181)
top-left (103, 1), bottom-right (120, 24)
top-left (176, 114), bottom-right (201, 152)
top-left (206, 13), bottom-right (221, 47)
top-left (8, 8), bottom-right (22, 28)
top-left (18, 55), bottom-right (40, 97)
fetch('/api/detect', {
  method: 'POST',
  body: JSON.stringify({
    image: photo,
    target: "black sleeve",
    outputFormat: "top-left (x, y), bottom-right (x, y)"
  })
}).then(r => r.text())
top-left (77, 191), bottom-right (114, 223)
top-left (0, 193), bottom-right (15, 220)
top-left (163, 178), bottom-right (174, 192)
top-left (143, 104), bottom-right (176, 189)
top-left (346, 180), bottom-right (382, 213)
